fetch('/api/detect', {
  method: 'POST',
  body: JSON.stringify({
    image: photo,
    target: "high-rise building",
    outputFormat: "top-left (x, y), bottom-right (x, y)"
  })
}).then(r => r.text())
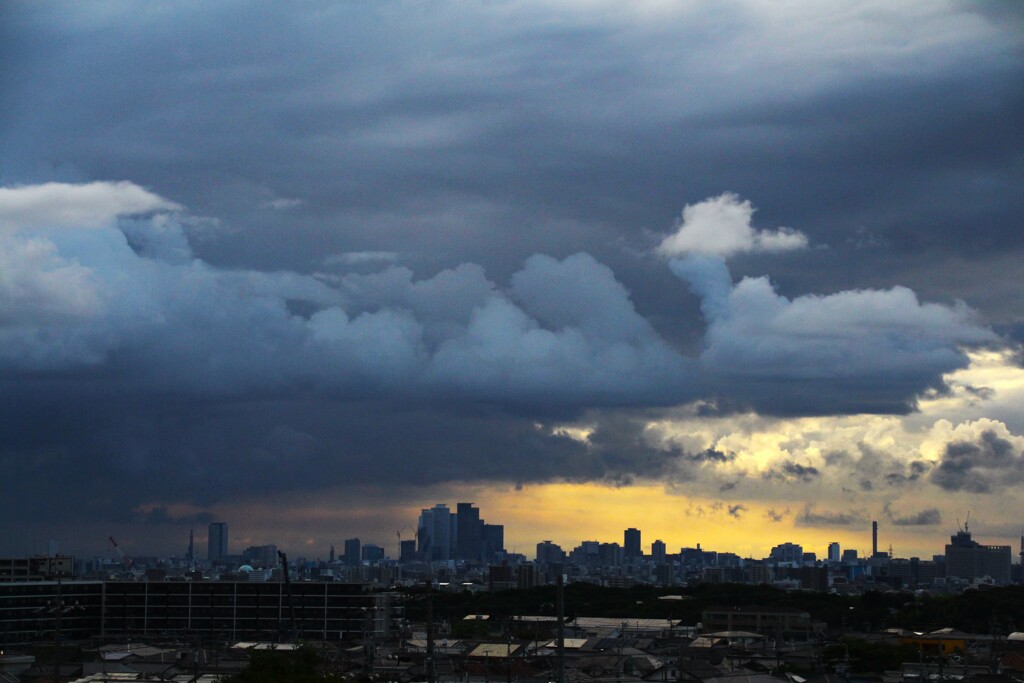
top-left (828, 542), bottom-right (841, 563)
top-left (362, 544), bottom-right (385, 563)
top-left (651, 539), bottom-right (667, 564)
top-left (418, 504), bottom-right (452, 561)
top-left (482, 524), bottom-right (504, 561)
top-left (208, 522), bottom-right (228, 562)
top-left (536, 540), bottom-right (565, 564)
top-left (769, 542), bottom-right (803, 565)
top-left (344, 538), bottom-right (361, 567)
top-left (399, 540), bottom-right (417, 563)
top-left (456, 503), bottom-right (483, 560)
top-left (624, 528), bottom-right (642, 558)
top-left (945, 527), bottom-right (1011, 584)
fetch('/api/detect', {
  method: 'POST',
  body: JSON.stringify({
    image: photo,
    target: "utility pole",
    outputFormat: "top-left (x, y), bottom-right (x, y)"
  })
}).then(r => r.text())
top-left (53, 576), bottom-right (62, 683)
top-left (426, 582), bottom-right (436, 683)
top-left (278, 551), bottom-right (298, 640)
top-left (556, 574), bottom-right (565, 683)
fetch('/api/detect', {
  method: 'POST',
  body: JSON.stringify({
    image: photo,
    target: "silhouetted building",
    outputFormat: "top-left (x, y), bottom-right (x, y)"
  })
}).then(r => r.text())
top-left (651, 539), bottom-right (667, 564)
top-left (456, 502), bottom-right (483, 560)
top-left (624, 528), bottom-right (642, 559)
top-left (418, 504), bottom-right (452, 561)
top-left (945, 528), bottom-right (1011, 584)
top-left (344, 538), bottom-right (361, 567)
top-left (482, 523), bottom-right (504, 561)
top-left (208, 522), bottom-right (228, 562)
top-left (400, 539), bottom-right (417, 563)
top-left (0, 580), bottom-right (390, 644)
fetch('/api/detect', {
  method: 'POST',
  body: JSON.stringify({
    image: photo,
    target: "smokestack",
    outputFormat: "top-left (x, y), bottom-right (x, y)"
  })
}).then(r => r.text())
top-left (872, 520), bottom-right (878, 557)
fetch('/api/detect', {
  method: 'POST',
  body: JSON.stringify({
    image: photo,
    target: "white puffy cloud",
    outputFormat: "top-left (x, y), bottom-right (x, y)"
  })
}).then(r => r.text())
top-left (671, 254), bottom-right (996, 413)
top-left (0, 182), bottom-right (693, 407)
top-left (0, 181), bottom-right (181, 232)
top-left (656, 193), bottom-right (808, 258)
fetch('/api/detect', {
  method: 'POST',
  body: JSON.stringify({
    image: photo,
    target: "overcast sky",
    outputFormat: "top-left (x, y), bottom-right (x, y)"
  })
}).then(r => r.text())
top-left (2, 0), bottom-right (1023, 560)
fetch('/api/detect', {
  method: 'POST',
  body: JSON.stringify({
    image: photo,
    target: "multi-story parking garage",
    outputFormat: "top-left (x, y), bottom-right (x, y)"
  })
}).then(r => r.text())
top-left (0, 580), bottom-right (392, 645)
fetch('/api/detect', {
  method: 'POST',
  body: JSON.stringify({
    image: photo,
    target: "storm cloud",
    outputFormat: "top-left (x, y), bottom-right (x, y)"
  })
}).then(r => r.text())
top-left (1, 0), bottom-right (1022, 554)
top-left (930, 424), bottom-right (1024, 493)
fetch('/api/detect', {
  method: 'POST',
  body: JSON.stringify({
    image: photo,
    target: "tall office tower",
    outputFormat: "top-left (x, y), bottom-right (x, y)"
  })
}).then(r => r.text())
top-left (482, 523), bottom-right (504, 561)
top-left (828, 542), bottom-right (840, 563)
top-left (417, 509), bottom-right (432, 559)
top-left (431, 504), bottom-right (452, 561)
top-left (536, 540), bottom-right (565, 564)
top-left (362, 544), bottom-right (385, 563)
top-left (208, 522), bottom-right (228, 561)
top-left (624, 528), bottom-right (642, 558)
top-left (344, 538), bottom-right (361, 567)
top-left (187, 530), bottom-right (194, 564)
top-left (400, 539), bottom-right (417, 563)
top-left (652, 539), bottom-right (667, 564)
top-left (456, 502), bottom-right (483, 560)
top-left (946, 526), bottom-right (1011, 584)
top-left (418, 504), bottom-right (452, 561)
top-left (872, 521), bottom-right (879, 556)
top-left (329, 545), bottom-right (335, 563)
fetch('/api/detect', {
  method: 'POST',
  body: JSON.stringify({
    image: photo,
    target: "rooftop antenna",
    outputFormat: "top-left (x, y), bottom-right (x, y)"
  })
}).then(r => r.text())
top-left (965, 510), bottom-right (971, 533)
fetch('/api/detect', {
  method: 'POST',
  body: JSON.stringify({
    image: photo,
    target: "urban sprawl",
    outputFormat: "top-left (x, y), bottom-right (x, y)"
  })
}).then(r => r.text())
top-left (3, 502), bottom-right (1024, 683)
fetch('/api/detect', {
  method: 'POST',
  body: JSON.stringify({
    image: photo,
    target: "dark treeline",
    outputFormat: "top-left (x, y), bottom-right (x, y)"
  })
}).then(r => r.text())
top-left (399, 583), bottom-right (1024, 635)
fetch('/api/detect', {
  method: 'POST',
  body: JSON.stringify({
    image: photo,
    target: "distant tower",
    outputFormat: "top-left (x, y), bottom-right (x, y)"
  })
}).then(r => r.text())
top-left (344, 538), bottom-right (361, 567)
top-left (208, 522), bottom-right (228, 561)
top-left (872, 520), bottom-right (878, 557)
top-left (1019, 529), bottom-right (1023, 571)
top-left (624, 528), bottom-right (642, 558)
top-left (828, 542), bottom-right (840, 563)
top-left (187, 529), bottom-right (194, 564)
top-left (330, 545), bottom-right (336, 563)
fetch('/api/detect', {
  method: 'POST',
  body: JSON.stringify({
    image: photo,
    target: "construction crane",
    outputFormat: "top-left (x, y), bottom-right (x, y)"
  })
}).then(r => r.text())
top-left (108, 536), bottom-right (133, 569)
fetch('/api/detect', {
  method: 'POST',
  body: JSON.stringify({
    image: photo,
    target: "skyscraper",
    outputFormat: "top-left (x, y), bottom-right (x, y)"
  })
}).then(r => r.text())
top-left (482, 523), bottom-right (504, 561)
top-left (418, 504), bottom-right (452, 561)
top-left (344, 538), bottom-right (361, 567)
top-left (828, 542), bottom-right (840, 563)
top-left (652, 539), bottom-right (667, 564)
top-left (208, 522), bottom-right (228, 561)
top-left (624, 528), bottom-right (642, 558)
top-left (456, 502), bottom-right (483, 560)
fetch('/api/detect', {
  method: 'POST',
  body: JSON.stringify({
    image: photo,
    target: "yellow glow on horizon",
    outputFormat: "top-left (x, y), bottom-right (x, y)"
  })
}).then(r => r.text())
top-left (481, 481), bottom-right (868, 559)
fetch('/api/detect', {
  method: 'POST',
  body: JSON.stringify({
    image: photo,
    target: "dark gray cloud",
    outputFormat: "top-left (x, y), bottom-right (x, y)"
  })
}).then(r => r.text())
top-left (825, 445), bottom-right (931, 491)
top-left (764, 461), bottom-right (821, 484)
top-left (797, 505), bottom-right (869, 527)
top-left (884, 505), bottom-right (942, 527)
top-left (930, 429), bottom-right (1023, 493)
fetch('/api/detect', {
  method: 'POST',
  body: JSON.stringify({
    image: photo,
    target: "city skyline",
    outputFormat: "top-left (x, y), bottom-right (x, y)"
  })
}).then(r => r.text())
top-left (1, 3), bottom-right (1023, 560)
top-left (33, 501), bottom-right (1022, 569)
